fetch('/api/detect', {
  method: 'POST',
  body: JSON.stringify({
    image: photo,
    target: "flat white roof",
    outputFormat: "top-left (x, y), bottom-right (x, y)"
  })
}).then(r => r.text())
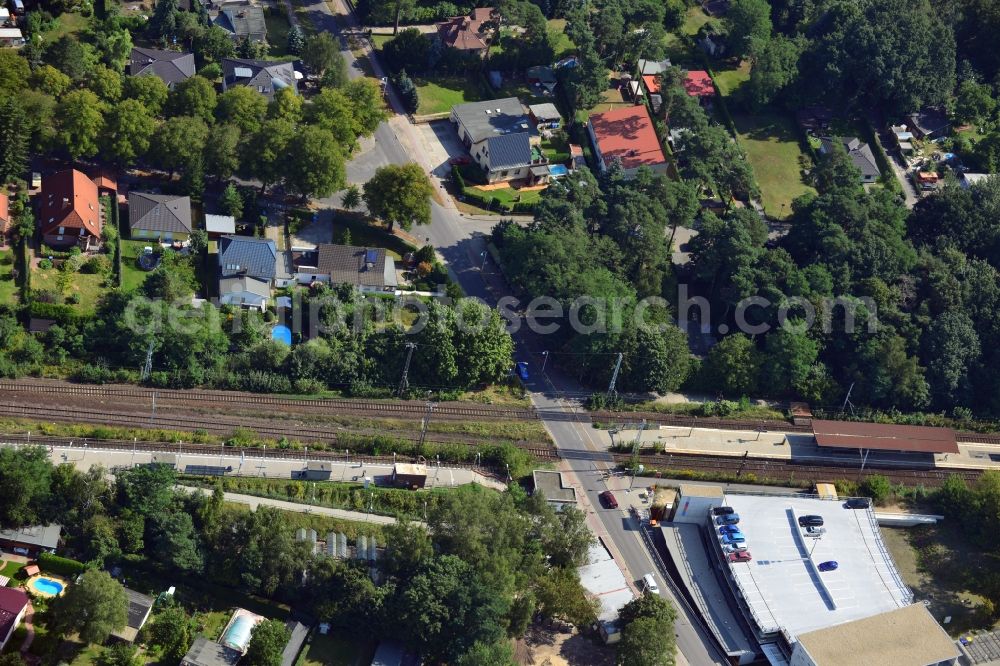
top-left (578, 539), bottom-right (634, 622)
top-left (722, 493), bottom-right (911, 639)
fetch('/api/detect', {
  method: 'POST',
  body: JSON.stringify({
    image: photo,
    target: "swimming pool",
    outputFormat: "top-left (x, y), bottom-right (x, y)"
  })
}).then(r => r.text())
top-left (271, 325), bottom-right (292, 345)
top-left (30, 577), bottom-right (64, 596)
top-left (548, 164), bottom-right (568, 177)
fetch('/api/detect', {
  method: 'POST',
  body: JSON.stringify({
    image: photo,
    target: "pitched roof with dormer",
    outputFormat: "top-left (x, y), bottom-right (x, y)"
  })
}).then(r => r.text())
top-left (221, 58), bottom-right (297, 101)
top-left (39, 170), bottom-right (102, 238)
top-left (218, 235), bottom-right (277, 281)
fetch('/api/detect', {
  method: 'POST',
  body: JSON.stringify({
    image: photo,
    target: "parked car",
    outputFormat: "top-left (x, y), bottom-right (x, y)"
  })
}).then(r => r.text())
top-left (845, 498), bottom-right (871, 509)
top-left (711, 506), bottom-right (735, 516)
top-left (599, 490), bottom-right (618, 509)
top-left (448, 155), bottom-right (471, 166)
top-left (715, 514), bottom-right (740, 525)
top-left (515, 361), bottom-right (529, 381)
top-left (818, 561), bottom-right (839, 572)
top-left (723, 543), bottom-right (748, 554)
top-left (798, 515), bottom-right (824, 527)
top-left (641, 573), bottom-right (660, 595)
top-left (803, 526), bottom-right (826, 538)
top-left (719, 525), bottom-right (742, 534)
top-left (721, 533), bottom-right (746, 545)
top-left (728, 551), bottom-right (752, 563)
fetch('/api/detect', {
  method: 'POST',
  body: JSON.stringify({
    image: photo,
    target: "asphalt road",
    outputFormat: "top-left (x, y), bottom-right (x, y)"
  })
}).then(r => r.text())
top-left (293, 3), bottom-right (724, 661)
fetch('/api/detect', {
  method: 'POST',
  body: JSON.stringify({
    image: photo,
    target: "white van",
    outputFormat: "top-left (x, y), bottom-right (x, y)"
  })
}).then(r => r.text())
top-left (641, 573), bottom-right (660, 595)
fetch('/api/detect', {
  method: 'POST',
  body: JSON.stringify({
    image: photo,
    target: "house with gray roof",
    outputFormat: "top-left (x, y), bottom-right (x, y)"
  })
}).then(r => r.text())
top-left (111, 588), bottom-right (155, 642)
top-left (450, 98), bottom-right (546, 182)
top-left (820, 136), bottom-right (881, 183)
top-left (218, 235), bottom-right (277, 310)
top-left (128, 47), bottom-right (195, 88)
top-left (128, 192), bottom-right (193, 242)
top-left (221, 58), bottom-right (297, 102)
top-left (293, 244), bottom-right (397, 293)
top-left (213, 1), bottom-right (267, 42)
top-left (0, 525), bottom-right (60, 556)
top-left (181, 637), bottom-right (239, 666)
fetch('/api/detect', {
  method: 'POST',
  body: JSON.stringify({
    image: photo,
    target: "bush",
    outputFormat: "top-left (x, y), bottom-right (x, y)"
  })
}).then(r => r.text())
top-left (38, 552), bottom-right (86, 576)
top-left (38, 259), bottom-right (53, 270)
top-left (75, 362), bottom-right (116, 384)
top-left (81, 255), bottom-right (111, 275)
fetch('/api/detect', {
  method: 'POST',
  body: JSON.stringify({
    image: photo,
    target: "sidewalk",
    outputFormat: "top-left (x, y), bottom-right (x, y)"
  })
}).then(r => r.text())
top-left (181, 486), bottom-right (406, 525)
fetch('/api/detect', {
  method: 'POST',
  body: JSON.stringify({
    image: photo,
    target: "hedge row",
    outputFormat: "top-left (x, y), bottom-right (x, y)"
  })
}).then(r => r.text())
top-left (38, 552), bottom-right (86, 577)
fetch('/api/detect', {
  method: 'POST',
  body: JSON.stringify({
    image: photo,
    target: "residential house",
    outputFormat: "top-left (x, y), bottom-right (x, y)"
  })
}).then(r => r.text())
top-left (293, 244), bottom-right (398, 294)
top-left (38, 170), bottom-right (111, 250)
top-left (450, 98), bottom-right (543, 182)
top-left (181, 637), bottom-right (240, 666)
top-left (820, 136), bottom-right (880, 183)
top-left (526, 65), bottom-right (557, 94)
top-left (218, 235), bottom-right (277, 310)
top-left (0, 192), bottom-right (9, 245)
top-left (697, 33), bottom-right (725, 57)
top-left (205, 214), bottom-right (236, 238)
top-left (222, 58), bottom-right (297, 102)
top-left (960, 173), bottom-right (992, 189)
top-left (683, 70), bottom-right (716, 103)
top-left (213, 1), bottom-right (267, 42)
top-left (587, 105), bottom-right (668, 179)
top-left (637, 58), bottom-right (671, 114)
top-left (128, 192), bottom-right (193, 243)
top-left (528, 102), bottom-right (561, 130)
top-left (0, 588), bottom-right (28, 652)
top-left (907, 109), bottom-right (950, 140)
top-left (0, 8), bottom-right (10, 25)
top-left (0, 525), bottom-right (61, 556)
top-left (0, 26), bottom-right (23, 46)
top-left (637, 58), bottom-right (671, 77)
top-left (435, 7), bottom-right (497, 57)
top-left (111, 588), bottom-right (155, 642)
top-left (128, 47), bottom-right (196, 88)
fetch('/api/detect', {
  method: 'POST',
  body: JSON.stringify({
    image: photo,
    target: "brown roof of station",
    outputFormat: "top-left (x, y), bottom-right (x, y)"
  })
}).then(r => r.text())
top-left (811, 419), bottom-right (958, 454)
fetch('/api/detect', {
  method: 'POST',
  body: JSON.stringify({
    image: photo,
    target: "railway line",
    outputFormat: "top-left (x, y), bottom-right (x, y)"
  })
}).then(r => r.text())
top-left (0, 402), bottom-right (545, 452)
top-left (0, 379), bottom-right (539, 422)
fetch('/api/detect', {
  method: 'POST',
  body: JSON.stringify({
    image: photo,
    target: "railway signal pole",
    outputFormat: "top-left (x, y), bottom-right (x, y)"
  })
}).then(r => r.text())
top-left (397, 343), bottom-right (416, 397)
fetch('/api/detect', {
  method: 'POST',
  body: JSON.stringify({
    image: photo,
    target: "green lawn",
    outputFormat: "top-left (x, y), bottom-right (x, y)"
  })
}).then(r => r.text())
top-left (541, 134), bottom-right (570, 162)
top-left (574, 81), bottom-right (625, 123)
top-left (665, 6), bottom-right (720, 65)
top-left (297, 632), bottom-right (373, 666)
top-left (467, 185), bottom-right (543, 207)
top-left (0, 250), bottom-right (18, 306)
top-left (371, 33), bottom-right (393, 50)
top-left (712, 61), bottom-right (750, 97)
top-left (547, 19), bottom-right (576, 59)
top-left (732, 113), bottom-right (816, 219)
top-left (265, 10), bottom-right (294, 58)
top-left (41, 12), bottom-right (89, 42)
top-left (31, 264), bottom-right (107, 315)
top-left (331, 212), bottom-right (415, 260)
top-left (413, 75), bottom-right (484, 115)
top-left (0, 559), bottom-right (25, 581)
top-left (120, 241), bottom-right (154, 293)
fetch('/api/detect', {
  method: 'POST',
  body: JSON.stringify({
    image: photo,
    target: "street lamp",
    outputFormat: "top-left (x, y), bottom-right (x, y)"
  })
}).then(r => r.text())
top-left (541, 350), bottom-right (549, 373)
top-left (479, 250), bottom-right (488, 271)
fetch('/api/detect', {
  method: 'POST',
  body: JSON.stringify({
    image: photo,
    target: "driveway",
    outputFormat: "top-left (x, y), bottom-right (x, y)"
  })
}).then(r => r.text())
top-left (418, 120), bottom-right (470, 179)
top-left (290, 211), bottom-right (333, 248)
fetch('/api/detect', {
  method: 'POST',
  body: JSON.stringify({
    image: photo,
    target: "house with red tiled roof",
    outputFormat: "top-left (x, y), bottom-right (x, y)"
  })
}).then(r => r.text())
top-left (38, 169), bottom-right (113, 250)
top-left (0, 587), bottom-right (28, 652)
top-left (683, 70), bottom-right (716, 104)
top-left (436, 7), bottom-right (497, 57)
top-left (0, 193), bottom-right (10, 245)
top-left (586, 105), bottom-right (668, 179)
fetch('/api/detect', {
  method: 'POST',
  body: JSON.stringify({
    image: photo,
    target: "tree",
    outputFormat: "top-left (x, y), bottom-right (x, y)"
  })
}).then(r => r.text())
top-left (955, 79), bottom-right (997, 126)
top-left (394, 69), bottom-right (419, 114)
top-left (618, 616), bottom-right (675, 666)
top-left (241, 118), bottom-right (295, 193)
top-left (859, 474), bottom-right (892, 504)
top-left (286, 25), bottom-right (305, 55)
top-left (363, 163), bottom-right (434, 231)
top-left (205, 123), bottom-right (242, 182)
top-left (216, 86), bottom-right (267, 133)
top-left (341, 184), bottom-right (361, 211)
top-left (168, 75), bottom-right (217, 122)
top-left (221, 183), bottom-right (244, 220)
top-left (382, 29), bottom-right (431, 74)
top-left (88, 64), bottom-right (123, 102)
top-left (0, 97), bottom-right (28, 184)
top-left (535, 565), bottom-right (598, 628)
top-left (143, 251), bottom-right (199, 302)
top-left (747, 35), bottom-right (803, 109)
top-left (114, 464), bottom-right (176, 517)
top-left (286, 126), bottom-right (346, 199)
top-left (301, 33), bottom-right (341, 78)
top-left (343, 79), bottom-right (390, 136)
top-left (194, 26), bottom-right (236, 64)
top-left (704, 334), bottom-right (761, 396)
top-left (123, 75), bottom-right (170, 115)
top-left (392, 0), bottom-right (416, 34)
top-left (0, 447), bottom-right (53, 526)
top-left (762, 324), bottom-right (820, 397)
top-left (30, 64), bottom-right (72, 97)
top-left (726, 0), bottom-right (772, 58)
top-left (922, 310), bottom-right (981, 407)
top-left (267, 87), bottom-right (303, 123)
top-left (150, 116), bottom-right (210, 178)
top-left (244, 619), bottom-right (290, 666)
top-left (150, 0), bottom-right (180, 39)
top-left (49, 570), bottom-right (128, 644)
top-left (56, 90), bottom-right (106, 160)
top-left (102, 99), bottom-right (155, 166)
top-left (96, 643), bottom-right (141, 666)
top-left (455, 642), bottom-right (516, 666)
top-left (149, 509), bottom-right (204, 572)
top-left (0, 49), bottom-right (30, 94)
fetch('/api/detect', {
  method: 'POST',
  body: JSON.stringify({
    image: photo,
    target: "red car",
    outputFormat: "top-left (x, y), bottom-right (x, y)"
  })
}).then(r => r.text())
top-left (448, 156), bottom-right (471, 166)
top-left (728, 550), bottom-right (752, 563)
top-left (599, 490), bottom-right (619, 509)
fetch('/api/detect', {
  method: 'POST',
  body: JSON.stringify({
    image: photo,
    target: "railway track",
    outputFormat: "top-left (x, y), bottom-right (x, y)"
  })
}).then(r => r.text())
top-left (0, 402), bottom-right (547, 452)
top-left (0, 379), bottom-right (539, 422)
